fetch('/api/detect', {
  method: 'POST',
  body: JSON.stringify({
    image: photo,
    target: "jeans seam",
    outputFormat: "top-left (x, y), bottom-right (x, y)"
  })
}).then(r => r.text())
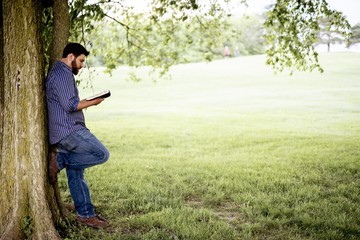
top-left (80, 177), bottom-right (90, 217)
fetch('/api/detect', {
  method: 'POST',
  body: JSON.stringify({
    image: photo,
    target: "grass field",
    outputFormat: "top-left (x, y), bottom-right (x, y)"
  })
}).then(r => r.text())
top-left (58, 52), bottom-right (360, 239)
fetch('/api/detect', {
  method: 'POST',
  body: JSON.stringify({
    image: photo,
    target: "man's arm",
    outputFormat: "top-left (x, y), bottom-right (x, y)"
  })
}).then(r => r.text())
top-left (76, 98), bottom-right (104, 111)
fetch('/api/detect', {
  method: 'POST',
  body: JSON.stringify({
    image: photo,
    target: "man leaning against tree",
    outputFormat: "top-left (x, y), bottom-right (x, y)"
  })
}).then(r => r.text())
top-left (46, 42), bottom-right (110, 229)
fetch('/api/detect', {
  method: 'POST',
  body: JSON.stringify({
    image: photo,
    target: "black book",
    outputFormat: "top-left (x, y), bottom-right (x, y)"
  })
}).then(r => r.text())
top-left (86, 90), bottom-right (111, 100)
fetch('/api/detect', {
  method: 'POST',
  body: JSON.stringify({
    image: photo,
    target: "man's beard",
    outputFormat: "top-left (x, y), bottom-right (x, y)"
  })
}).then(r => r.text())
top-left (71, 60), bottom-right (79, 75)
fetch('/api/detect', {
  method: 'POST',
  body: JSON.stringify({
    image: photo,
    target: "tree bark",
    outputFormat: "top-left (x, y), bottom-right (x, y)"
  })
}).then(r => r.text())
top-left (49, 0), bottom-right (70, 69)
top-left (0, 0), bottom-right (60, 239)
top-left (48, 0), bottom-right (72, 222)
top-left (0, 0), bottom-right (5, 157)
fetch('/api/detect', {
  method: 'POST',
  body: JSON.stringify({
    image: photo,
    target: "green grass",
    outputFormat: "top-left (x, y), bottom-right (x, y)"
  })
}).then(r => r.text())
top-left (58, 52), bottom-right (360, 239)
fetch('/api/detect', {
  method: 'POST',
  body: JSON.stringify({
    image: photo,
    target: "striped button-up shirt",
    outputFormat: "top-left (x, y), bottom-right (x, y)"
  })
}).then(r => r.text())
top-left (46, 61), bottom-right (87, 144)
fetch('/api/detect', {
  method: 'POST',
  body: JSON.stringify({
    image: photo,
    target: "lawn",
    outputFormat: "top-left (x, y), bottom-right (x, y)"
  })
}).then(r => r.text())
top-left (58, 52), bottom-right (360, 239)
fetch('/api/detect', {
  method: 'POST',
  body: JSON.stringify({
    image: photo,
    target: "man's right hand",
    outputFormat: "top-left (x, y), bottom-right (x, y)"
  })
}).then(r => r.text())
top-left (77, 98), bottom-right (104, 111)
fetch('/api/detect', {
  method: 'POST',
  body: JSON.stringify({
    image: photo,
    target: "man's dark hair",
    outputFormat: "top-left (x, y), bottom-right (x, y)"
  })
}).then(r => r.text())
top-left (62, 43), bottom-right (90, 58)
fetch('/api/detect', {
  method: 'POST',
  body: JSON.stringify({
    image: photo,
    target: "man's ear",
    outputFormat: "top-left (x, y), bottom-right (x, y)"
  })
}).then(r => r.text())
top-left (68, 53), bottom-right (75, 62)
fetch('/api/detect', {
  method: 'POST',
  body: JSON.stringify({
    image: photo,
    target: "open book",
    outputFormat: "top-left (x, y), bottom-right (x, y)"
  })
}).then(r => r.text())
top-left (86, 90), bottom-right (111, 101)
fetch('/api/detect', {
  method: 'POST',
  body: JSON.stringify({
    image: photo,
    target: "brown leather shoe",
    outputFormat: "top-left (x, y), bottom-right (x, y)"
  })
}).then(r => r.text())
top-left (48, 145), bottom-right (59, 185)
top-left (76, 215), bottom-right (109, 229)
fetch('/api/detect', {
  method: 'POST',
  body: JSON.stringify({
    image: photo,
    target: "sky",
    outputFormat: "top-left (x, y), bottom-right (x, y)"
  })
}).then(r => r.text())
top-left (242, 0), bottom-right (360, 25)
top-left (324, 0), bottom-right (360, 25)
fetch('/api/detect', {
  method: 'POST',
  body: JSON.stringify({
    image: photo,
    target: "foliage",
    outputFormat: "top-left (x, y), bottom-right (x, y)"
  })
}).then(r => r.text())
top-left (264, 0), bottom-right (351, 74)
top-left (316, 17), bottom-right (347, 52)
top-left (42, 7), bottom-right (53, 69)
top-left (69, 0), bottom-right (105, 42)
top-left (226, 15), bottom-right (266, 56)
top-left (22, 216), bottom-right (33, 239)
top-left (42, 0), bottom-right (352, 77)
top-left (87, 14), bottom-right (267, 70)
top-left (348, 23), bottom-right (360, 47)
top-left (68, 0), bottom-right (232, 80)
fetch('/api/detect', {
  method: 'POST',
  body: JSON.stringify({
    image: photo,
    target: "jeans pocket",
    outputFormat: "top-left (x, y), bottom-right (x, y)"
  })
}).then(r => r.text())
top-left (57, 134), bottom-right (78, 152)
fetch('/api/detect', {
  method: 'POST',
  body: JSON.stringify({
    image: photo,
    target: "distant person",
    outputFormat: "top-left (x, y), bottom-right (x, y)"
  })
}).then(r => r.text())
top-left (235, 46), bottom-right (240, 57)
top-left (224, 46), bottom-right (231, 58)
top-left (46, 43), bottom-right (110, 229)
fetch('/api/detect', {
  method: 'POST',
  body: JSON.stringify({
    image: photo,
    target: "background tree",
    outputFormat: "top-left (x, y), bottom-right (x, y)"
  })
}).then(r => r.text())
top-left (317, 17), bottom-right (347, 52)
top-left (347, 23), bottom-right (360, 47)
top-left (264, 0), bottom-right (350, 74)
top-left (226, 15), bottom-right (266, 56)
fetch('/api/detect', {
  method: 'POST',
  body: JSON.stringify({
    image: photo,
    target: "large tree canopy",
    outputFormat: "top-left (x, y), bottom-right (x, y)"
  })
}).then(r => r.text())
top-left (57, 0), bottom-right (351, 77)
top-left (0, 0), bottom-right (351, 239)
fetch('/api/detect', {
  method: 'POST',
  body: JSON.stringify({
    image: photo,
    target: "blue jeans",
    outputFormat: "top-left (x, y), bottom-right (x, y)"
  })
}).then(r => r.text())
top-left (56, 129), bottom-right (110, 218)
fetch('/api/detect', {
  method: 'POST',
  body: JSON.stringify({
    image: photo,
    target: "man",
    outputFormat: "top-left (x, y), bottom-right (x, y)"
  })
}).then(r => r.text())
top-left (46, 43), bottom-right (110, 229)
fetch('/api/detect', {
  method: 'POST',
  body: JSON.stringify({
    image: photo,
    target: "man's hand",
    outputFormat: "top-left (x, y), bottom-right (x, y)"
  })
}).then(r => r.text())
top-left (76, 98), bottom-right (105, 111)
top-left (90, 98), bottom-right (104, 106)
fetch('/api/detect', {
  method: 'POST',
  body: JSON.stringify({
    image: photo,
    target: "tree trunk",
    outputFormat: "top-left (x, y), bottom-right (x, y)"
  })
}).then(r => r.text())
top-left (0, 0), bottom-right (4, 157)
top-left (0, 0), bottom-right (60, 239)
top-left (48, 0), bottom-right (72, 222)
top-left (49, 0), bottom-right (70, 69)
